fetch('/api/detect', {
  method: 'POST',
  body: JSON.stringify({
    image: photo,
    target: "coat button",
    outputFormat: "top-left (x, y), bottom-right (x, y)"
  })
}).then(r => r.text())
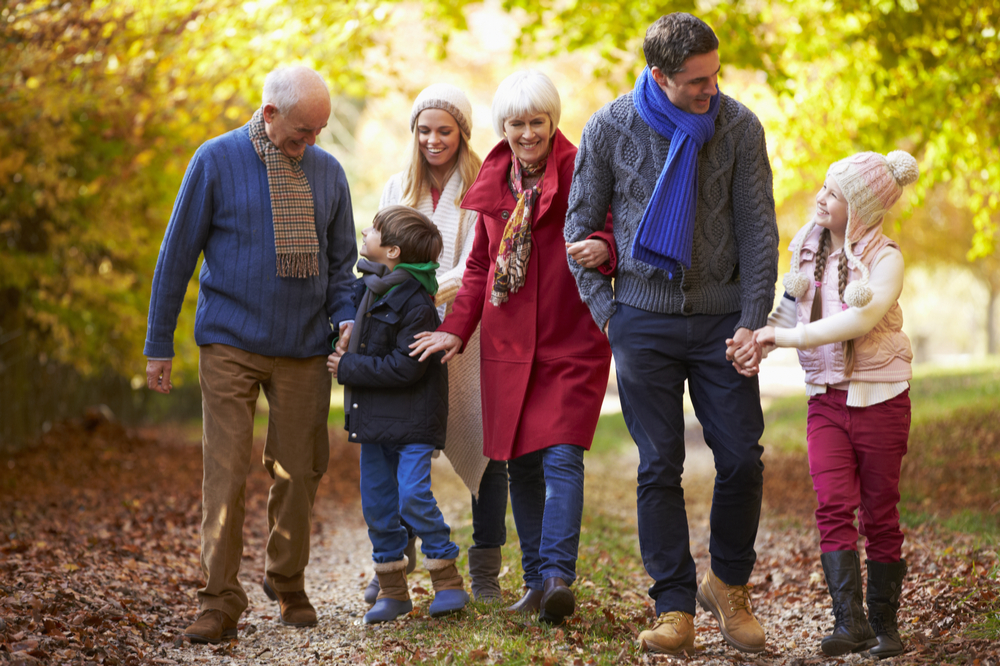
top-left (682, 303), bottom-right (693, 314)
top-left (501, 210), bottom-right (509, 219)
top-left (352, 403), bottom-right (358, 409)
top-left (365, 312), bottom-right (372, 318)
top-left (360, 343), bottom-right (366, 349)
top-left (351, 433), bottom-right (357, 438)
top-left (681, 282), bottom-right (690, 291)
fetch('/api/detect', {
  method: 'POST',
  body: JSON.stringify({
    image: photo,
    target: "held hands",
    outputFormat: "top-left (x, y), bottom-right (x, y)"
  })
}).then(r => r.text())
top-left (146, 359), bottom-right (173, 394)
top-left (725, 327), bottom-right (762, 377)
top-left (565, 239), bottom-right (610, 269)
top-left (409, 331), bottom-right (462, 363)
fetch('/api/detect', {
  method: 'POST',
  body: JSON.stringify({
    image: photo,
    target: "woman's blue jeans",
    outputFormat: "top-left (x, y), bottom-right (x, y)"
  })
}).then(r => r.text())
top-left (360, 442), bottom-right (459, 564)
top-left (507, 444), bottom-right (585, 590)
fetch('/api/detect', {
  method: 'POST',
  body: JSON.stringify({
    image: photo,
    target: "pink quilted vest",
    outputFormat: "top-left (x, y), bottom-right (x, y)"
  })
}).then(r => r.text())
top-left (792, 224), bottom-right (912, 386)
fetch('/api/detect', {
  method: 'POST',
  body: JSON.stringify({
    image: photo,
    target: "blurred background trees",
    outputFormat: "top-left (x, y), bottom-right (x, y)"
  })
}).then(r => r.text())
top-left (1, 0), bottom-right (997, 447)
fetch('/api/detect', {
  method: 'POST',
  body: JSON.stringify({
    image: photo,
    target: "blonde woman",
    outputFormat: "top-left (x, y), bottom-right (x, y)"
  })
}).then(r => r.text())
top-left (362, 84), bottom-right (508, 604)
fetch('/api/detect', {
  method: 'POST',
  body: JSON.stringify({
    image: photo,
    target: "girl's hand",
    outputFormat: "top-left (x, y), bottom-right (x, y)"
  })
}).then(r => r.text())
top-left (566, 239), bottom-right (610, 269)
top-left (754, 326), bottom-right (776, 347)
top-left (409, 331), bottom-right (462, 363)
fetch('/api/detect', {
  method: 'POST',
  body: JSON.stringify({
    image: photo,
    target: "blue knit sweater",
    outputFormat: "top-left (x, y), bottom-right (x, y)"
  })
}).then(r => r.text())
top-left (144, 124), bottom-right (358, 359)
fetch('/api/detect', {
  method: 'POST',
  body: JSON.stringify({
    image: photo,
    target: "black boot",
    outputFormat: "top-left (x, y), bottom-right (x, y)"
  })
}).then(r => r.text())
top-left (820, 551), bottom-right (877, 656)
top-left (867, 558), bottom-right (907, 659)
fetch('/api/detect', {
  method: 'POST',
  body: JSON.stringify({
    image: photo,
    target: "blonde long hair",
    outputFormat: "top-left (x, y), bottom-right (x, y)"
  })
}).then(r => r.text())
top-left (400, 124), bottom-right (482, 209)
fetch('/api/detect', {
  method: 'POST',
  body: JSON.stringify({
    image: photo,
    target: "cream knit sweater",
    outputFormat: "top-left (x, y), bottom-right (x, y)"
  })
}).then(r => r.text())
top-left (379, 172), bottom-right (489, 497)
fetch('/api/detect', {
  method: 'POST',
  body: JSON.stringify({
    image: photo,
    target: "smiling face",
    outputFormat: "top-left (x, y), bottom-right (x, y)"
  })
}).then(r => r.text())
top-left (651, 50), bottom-right (720, 115)
top-left (262, 93), bottom-right (331, 159)
top-left (502, 112), bottom-right (552, 166)
top-left (416, 108), bottom-right (462, 175)
top-left (815, 177), bottom-right (849, 239)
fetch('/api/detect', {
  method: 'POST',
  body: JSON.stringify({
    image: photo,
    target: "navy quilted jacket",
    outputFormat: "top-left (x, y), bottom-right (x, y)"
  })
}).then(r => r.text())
top-left (337, 276), bottom-right (449, 448)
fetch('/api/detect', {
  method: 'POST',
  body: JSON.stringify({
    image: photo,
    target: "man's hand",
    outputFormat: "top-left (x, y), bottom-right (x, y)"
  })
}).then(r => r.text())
top-left (409, 331), bottom-right (462, 363)
top-left (327, 351), bottom-right (343, 378)
top-left (336, 321), bottom-right (354, 354)
top-left (146, 359), bottom-right (173, 394)
top-left (566, 239), bottom-right (610, 269)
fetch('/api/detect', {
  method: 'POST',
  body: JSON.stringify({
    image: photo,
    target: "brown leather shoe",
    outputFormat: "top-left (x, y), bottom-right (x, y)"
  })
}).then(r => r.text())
top-left (507, 587), bottom-right (543, 614)
top-left (183, 609), bottom-right (238, 644)
top-left (696, 568), bottom-right (766, 653)
top-left (262, 577), bottom-right (318, 627)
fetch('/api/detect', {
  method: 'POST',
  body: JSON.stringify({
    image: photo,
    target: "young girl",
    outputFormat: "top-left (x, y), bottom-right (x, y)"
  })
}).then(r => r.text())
top-left (744, 150), bottom-right (918, 658)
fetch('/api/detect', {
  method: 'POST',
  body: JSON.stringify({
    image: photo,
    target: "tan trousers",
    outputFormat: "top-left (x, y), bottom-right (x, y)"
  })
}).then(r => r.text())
top-left (197, 344), bottom-right (331, 620)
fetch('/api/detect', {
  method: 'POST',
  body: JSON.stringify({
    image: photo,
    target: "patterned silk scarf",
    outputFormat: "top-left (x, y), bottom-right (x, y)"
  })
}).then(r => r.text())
top-left (248, 108), bottom-right (320, 278)
top-left (490, 155), bottom-right (545, 306)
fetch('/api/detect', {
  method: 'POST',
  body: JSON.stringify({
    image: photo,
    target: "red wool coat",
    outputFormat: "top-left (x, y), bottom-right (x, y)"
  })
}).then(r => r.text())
top-left (437, 130), bottom-right (612, 460)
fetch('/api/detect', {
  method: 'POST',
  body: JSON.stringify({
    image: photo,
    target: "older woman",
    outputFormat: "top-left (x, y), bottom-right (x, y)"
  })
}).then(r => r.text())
top-left (411, 70), bottom-right (613, 624)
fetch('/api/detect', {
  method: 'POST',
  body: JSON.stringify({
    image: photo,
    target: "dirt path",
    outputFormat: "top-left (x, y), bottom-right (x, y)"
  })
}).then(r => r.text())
top-left (2, 401), bottom-right (996, 666)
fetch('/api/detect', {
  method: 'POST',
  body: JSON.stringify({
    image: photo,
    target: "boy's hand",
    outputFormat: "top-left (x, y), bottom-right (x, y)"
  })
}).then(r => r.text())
top-left (409, 331), bottom-right (462, 363)
top-left (327, 351), bottom-right (343, 377)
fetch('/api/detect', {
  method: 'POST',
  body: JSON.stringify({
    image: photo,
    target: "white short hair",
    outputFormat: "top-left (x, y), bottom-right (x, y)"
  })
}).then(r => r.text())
top-left (262, 66), bottom-right (329, 114)
top-left (491, 70), bottom-right (561, 138)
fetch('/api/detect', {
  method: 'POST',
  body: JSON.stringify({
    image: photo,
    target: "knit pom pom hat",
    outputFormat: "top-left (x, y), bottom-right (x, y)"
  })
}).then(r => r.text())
top-left (409, 84), bottom-right (473, 140)
top-left (783, 150), bottom-right (918, 308)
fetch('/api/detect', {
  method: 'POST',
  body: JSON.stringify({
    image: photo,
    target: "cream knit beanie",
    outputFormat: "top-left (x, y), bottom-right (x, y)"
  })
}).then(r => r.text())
top-left (409, 84), bottom-right (473, 140)
top-left (783, 150), bottom-right (918, 308)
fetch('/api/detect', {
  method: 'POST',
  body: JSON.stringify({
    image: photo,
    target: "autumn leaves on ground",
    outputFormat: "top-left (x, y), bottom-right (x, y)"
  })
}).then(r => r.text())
top-left (1, 383), bottom-right (999, 666)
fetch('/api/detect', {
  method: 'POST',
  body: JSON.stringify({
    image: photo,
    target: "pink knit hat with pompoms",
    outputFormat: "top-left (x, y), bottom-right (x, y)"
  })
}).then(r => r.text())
top-left (782, 150), bottom-right (918, 308)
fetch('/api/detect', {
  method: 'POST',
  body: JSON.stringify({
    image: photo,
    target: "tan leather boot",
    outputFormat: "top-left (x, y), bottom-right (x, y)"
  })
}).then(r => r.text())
top-left (638, 611), bottom-right (695, 654)
top-left (427, 558), bottom-right (469, 617)
top-left (696, 568), bottom-right (766, 653)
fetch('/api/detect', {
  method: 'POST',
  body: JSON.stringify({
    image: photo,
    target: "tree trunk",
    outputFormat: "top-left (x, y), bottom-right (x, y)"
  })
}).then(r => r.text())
top-left (988, 281), bottom-right (998, 356)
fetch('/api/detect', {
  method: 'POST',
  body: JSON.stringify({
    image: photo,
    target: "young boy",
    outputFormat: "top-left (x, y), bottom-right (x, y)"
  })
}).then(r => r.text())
top-left (327, 205), bottom-right (468, 624)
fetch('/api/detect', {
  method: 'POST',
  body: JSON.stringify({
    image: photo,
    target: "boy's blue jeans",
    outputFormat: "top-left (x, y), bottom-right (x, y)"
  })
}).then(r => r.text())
top-left (360, 442), bottom-right (460, 564)
top-left (507, 444), bottom-right (585, 590)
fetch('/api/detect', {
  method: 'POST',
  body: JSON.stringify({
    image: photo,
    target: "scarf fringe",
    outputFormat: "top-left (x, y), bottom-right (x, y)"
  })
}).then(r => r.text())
top-left (277, 252), bottom-right (320, 279)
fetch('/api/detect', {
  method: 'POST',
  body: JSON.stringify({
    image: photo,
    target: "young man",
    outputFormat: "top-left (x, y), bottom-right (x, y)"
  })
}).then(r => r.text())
top-left (565, 12), bottom-right (779, 655)
top-left (328, 205), bottom-right (468, 624)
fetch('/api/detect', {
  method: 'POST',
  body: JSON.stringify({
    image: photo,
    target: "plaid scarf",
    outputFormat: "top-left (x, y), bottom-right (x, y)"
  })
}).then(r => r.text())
top-left (248, 108), bottom-right (320, 278)
top-left (490, 155), bottom-right (544, 306)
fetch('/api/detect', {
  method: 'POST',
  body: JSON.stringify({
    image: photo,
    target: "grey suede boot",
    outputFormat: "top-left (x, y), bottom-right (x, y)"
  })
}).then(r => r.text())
top-left (867, 558), bottom-right (907, 659)
top-left (468, 547), bottom-right (503, 602)
top-left (820, 551), bottom-right (877, 656)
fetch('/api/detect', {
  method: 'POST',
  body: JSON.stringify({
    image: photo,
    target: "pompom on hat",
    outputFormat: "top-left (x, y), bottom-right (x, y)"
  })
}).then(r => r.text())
top-left (409, 83), bottom-right (473, 140)
top-left (783, 150), bottom-right (918, 308)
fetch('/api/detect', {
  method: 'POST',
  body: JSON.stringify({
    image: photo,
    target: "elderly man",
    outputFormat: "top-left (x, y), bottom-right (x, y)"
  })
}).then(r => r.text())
top-left (566, 13), bottom-right (778, 655)
top-left (144, 66), bottom-right (357, 643)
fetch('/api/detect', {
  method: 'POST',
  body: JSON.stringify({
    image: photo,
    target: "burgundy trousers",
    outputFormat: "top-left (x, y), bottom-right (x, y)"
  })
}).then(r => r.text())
top-left (806, 388), bottom-right (910, 563)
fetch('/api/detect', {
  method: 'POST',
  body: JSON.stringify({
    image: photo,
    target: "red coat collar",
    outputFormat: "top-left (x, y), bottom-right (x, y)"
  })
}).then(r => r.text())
top-left (461, 129), bottom-right (575, 222)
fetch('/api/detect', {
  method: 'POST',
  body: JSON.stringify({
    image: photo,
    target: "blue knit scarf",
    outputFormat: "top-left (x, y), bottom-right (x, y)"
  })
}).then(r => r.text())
top-left (631, 66), bottom-right (720, 276)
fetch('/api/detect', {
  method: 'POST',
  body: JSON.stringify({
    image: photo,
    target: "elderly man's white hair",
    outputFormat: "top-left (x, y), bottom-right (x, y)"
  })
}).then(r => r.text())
top-left (490, 69), bottom-right (561, 138)
top-left (262, 66), bottom-right (330, 114)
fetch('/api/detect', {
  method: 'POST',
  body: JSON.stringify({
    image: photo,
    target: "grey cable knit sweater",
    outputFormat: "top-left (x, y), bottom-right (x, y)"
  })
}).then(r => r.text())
top-left (565, 91), bottom-right (778, 332)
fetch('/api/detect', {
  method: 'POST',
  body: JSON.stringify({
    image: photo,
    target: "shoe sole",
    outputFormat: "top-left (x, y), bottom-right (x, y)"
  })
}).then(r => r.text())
top-left (696, 589), bottom-right (766, 654)
top-left (638, 636), bottom-right (695, 655)
top-left (364, 600), bottom-right (414, 624)
top-left (262, 578), bottom-right (318, 627)
top-left (184, 629), bottom-right (237, 645)
top-left (822, 636), bottom-right (878, 656)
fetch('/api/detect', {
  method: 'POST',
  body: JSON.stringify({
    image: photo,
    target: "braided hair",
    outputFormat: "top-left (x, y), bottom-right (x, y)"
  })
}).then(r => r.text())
top-left (809, 228), bottom-right (857, 377)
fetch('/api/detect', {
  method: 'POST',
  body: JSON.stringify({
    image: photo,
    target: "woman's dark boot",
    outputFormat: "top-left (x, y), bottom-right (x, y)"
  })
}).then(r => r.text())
top-left (820, 551), bottom-right (877, 656)
top-left (468, 547), bottom-right (503, 602)
top-left (867, 558), bottom-right (907, 659)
